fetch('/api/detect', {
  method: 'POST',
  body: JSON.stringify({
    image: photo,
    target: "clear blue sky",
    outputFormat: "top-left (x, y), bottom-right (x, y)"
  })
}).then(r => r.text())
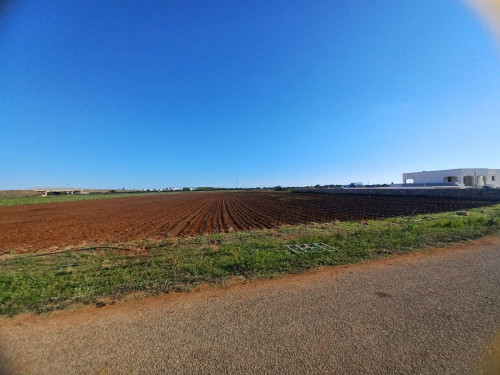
top-left (1, 1), bottom-right (499, 189)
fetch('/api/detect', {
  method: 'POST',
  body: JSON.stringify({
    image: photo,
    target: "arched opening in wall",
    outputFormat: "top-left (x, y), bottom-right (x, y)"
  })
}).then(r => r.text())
top-left (405, 178), bottom-right (414, 184)
top-left (477, 175), bottom-right (486, 187)
top-left (463, 176), bottom-right (474, 186)
top-left (443, 176), bottom-right (458, 183)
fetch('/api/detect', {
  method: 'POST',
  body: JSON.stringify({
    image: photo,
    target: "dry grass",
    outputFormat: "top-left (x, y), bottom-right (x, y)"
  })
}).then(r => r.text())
top-left (480, 332), bottom-right (500, 375)
top-left (0, 190), bottom-right (39, 198)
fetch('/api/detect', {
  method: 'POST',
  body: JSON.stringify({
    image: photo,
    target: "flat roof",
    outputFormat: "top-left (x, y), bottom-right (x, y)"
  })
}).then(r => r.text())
top-left (404, 168), bottom-right (496, 174)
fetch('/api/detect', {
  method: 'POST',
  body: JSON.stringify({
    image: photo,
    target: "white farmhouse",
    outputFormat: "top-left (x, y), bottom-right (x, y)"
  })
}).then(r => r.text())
top-left (403, 168), bottom-right (499, 188)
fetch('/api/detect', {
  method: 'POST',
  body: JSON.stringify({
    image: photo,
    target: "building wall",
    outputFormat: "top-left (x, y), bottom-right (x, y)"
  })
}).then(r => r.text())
top-left (403, 169), bottom-right (500, 188)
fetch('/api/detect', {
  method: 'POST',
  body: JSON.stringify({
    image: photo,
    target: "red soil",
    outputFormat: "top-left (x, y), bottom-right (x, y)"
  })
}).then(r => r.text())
top-left (0, 191), bottom-right (491, 253)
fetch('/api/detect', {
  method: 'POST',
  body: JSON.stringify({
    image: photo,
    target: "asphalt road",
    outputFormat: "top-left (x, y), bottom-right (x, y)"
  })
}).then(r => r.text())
top-left (1, 237), bottom-right (499, 374)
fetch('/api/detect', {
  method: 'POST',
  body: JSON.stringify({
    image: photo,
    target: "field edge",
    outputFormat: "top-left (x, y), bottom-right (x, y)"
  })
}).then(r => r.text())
top-left (1, 203), bottom-right (499, 317)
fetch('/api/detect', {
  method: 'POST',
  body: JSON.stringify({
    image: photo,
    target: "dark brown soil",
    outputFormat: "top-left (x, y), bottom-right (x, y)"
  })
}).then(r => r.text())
top-left (0, 191), bottom-right (491, 253)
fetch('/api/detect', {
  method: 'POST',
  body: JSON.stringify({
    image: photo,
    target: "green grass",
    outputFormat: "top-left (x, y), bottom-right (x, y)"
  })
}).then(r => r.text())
top-left (1, 204), bottom-right (499, 316)
top-left (0, 192), bottom-right (169, 207)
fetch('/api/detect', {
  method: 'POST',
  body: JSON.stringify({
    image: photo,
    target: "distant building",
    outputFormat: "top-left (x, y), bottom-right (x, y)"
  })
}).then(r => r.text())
top-left (34, 187), bottom-right (86, 196)
top-left (402, 168), bottom-right (499, 188)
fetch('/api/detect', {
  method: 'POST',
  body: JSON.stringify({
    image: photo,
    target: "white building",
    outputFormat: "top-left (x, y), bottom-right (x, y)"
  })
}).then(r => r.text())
top-left (402, 168), bottom-right (499, 188)
top-left (34, 187), bottom-right (86, 196)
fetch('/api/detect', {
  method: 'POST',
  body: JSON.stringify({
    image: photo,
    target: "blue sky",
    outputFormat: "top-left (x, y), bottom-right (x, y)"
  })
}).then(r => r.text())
top-left (1, 1), bottom-right (499, 189)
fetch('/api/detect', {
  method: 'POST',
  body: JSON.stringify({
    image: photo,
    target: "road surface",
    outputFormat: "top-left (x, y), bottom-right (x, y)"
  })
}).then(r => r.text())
top-left (1, 237), bottom-right (499, 374)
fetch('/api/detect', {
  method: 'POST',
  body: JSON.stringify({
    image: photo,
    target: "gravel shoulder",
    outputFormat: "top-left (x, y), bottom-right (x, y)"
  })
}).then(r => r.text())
top-left (1, 236), bottom-right (500, 374)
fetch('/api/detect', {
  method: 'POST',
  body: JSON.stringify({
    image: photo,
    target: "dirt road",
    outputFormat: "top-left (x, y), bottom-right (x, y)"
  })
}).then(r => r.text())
top-left (1, 237), bottom-right (499, 374)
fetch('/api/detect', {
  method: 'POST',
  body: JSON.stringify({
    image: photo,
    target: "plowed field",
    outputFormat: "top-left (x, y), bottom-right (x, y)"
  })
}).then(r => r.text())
top-left (0, 191), bottom-right (491, 253)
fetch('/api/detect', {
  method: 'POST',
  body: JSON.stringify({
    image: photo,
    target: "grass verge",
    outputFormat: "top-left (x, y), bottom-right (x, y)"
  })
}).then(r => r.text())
top-left (1, 204), bottom-right (499, 316)
top-left (0, 192), bottom-right (171, 207)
